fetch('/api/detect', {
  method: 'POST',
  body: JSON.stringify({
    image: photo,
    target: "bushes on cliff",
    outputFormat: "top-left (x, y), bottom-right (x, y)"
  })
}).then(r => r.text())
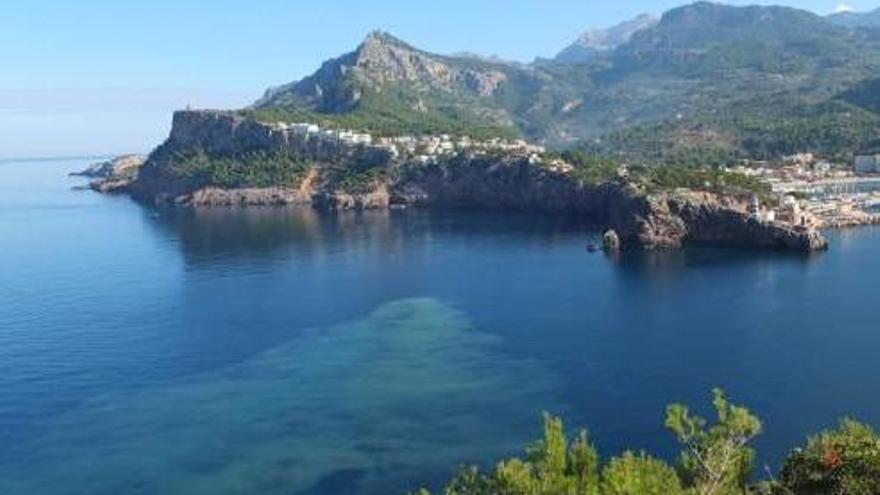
top-left (323, 163), bottom-right (388, 194)
top-left (164, 149), bottom-right (311, 188)
top-left (637, 165), bottom-right (773, 201)
top-left (416, 390), bottom-right (880, 495)
top-left (547, 148), bottom-right (772, 201)
top-left (779, 419), bottom-right (880, 495)
top-left (556, 150), bottom-right (621, 185)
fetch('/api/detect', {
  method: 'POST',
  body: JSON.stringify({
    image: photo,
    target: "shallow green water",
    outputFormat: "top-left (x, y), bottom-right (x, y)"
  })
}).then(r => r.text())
top-left (2, 298), bottom-right (560, 495)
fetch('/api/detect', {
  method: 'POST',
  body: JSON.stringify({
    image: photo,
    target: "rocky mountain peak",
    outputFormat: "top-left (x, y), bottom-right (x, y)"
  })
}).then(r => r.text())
top-left (576, 13), bottom-right (659, 50)
top-left (555, 13), bottom-right (659, 63)
top-left (339, 31), bottom-right (508, 97)
top-left (255, 30), bottom-right (511, 111)
top-left (619, 1), bottom-right (839, 53)
top-left (358, 30), bottom-right (411, 52)
top-left (352, 30), bottom-right (435, 77)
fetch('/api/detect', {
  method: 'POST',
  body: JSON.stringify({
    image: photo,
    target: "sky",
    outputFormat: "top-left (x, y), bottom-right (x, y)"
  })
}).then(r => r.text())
top-left (1, 0), bottom-right (877, 158)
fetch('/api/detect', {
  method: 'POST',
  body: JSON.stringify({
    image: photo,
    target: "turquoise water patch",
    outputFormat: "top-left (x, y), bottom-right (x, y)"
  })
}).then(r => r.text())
top-left (0, 298), bottom-right (562, 495)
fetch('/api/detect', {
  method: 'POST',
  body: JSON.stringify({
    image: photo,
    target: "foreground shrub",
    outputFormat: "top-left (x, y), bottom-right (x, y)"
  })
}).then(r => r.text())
top-left (779, 419), bottom-right (880, 495)
top-left (666, 388), bottom-right (762, 494)
top-left (418, 390), bottom-right (759, 495)
top-left (600, 452), bottom-right (684, 495)
top-left (416, 391), bottom-right (879, 495)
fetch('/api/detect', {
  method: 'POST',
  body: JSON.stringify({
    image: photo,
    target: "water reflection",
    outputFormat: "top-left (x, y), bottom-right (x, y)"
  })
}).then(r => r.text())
top-left (608, 245), bottom-right (821, 277)
top-left (148, 206), bottom-right (601, 269)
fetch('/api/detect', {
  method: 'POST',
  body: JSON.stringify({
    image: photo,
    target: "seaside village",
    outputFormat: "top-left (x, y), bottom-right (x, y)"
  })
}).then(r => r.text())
top-left (732, 152), bottom-right (880, 228)
top-left (270, 121), bottom-right (880, 228)
top-left (270, 121), bottom-right (552, 167)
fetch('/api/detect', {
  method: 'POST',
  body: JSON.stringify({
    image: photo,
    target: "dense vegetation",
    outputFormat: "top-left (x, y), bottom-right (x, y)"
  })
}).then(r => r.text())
top-left (551, 150), bottom-right (621, 185)
top-left (638, 166), bottom-right (773, 201)
top-left (322, 162), bottom-right (388, 194)
top-left (557, 149), bottom-right (773, 200)
top-left (244, 87), bottom-right (519, 141)
top-left (596, 101), bottom-right (880, 164)
top-left (161, 149), bottom-right (311, 188)
top-left (155, 146), bottom-right (396, 193)
top-left (416, 389), bottom-right (880, 495)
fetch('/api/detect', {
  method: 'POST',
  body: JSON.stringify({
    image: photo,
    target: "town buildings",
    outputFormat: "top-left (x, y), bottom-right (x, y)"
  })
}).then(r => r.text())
top-left (270, 121), bottom-right (547, 166)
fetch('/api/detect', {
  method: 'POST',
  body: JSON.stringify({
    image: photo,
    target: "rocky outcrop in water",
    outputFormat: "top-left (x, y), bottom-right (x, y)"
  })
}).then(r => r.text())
top-left (667, 191), bottom-right (828, 251)
top-left (72, 154), bottom-right (144, 179)
top-left (72, 154), bottom-right (145, 193)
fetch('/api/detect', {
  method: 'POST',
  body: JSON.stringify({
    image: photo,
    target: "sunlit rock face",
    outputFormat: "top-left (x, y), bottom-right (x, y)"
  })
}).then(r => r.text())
top-left (256, 31), bottom-right (509, 112)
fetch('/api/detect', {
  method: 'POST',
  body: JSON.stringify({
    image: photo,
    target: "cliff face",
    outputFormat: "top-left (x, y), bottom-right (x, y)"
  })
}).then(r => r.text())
top-left (125, 111), bottom-right (828, 252)
top-left (131, 110), bottom-right (394, 202)
top-left (158, 110), bottom-right (394, 165)
top-left (391, 158), bottom-right (826, 250)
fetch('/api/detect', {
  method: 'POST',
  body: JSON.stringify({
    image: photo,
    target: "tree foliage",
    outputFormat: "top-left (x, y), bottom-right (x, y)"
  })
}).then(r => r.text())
top-left (417, 390), bottom-right (880, 495)
top-left (666, 388), bottom-right (762, 495)
top-left (600, 452), bottom-right (684, 495)
top-left (163, 149), bottom-right (311, 189)
top-left (779, 419), bottom-right (880, 495)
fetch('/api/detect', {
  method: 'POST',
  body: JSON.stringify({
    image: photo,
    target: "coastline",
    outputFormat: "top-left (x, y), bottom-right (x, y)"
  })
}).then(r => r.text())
top-left (83, 110), bottom-right (830, 253)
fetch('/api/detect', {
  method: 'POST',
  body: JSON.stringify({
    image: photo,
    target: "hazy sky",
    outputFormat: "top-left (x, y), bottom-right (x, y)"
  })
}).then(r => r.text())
top-left (1, 0), bottom-right (876, 158)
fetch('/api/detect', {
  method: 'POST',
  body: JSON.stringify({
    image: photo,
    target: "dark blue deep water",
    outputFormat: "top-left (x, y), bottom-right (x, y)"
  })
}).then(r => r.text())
top-left (2, 158), bottom-right (880, 494)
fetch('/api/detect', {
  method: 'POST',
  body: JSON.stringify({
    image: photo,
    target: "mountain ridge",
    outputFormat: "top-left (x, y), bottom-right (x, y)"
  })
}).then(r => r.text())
top-left (828, 7), bottom-right (880, 27)
top-left (249, 2), bottom-right (880, 160)
top-left (554, 13), bottom-right (660, 64)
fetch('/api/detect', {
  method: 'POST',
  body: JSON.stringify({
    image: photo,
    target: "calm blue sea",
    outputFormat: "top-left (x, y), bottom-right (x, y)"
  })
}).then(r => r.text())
top-left (2, 157), bottom-right (879, 494)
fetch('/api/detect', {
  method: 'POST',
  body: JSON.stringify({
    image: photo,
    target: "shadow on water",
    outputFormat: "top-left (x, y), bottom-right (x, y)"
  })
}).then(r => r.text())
top-left (145, 205), bottom-right (603, 268)
top-left (607, 245), bottom-right (824, 277)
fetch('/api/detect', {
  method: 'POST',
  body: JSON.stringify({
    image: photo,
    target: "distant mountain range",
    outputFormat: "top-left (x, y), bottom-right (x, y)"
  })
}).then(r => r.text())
top-left (829, 7), bottom-right (880, 27)
top-left (249, 1), bottom-right (880, 163)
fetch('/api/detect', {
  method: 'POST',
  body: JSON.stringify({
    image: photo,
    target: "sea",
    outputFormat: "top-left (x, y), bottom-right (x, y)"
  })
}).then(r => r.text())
top-left (1, 157), bottom-right (879, 494)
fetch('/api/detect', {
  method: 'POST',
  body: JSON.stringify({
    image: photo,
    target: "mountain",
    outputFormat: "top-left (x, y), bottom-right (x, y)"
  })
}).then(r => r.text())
top-left (257, 31), bottom-right (512, 110)
top-left (251, 30), bottom-right (595, 140)
top-left (554, 13), bottom-right (659, 64)
top-left (252, 31), bottom-right (568, 138)
top-left (250, 2), bottom-right (880, 160)
top-left (828, 7), bottom-right (880, 28)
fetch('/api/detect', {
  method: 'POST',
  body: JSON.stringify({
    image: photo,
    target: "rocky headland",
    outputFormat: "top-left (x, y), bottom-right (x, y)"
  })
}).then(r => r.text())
top-left (90, 110), bottom-right (828, 252)
top-left (73, 154), bottom-right (145, 193)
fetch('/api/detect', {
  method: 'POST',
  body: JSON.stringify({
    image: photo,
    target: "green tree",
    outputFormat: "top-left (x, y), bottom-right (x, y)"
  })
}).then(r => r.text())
top-left (665, 388), bottom-right (763, 495)
top-left (493, 414), bottom-right (600, 495)
top-left (442, 466), bottom-right (496, 495)
top-left (600, 452), bottom-right (684, 495)
top-left (420, 390), bottom-right (879, 495)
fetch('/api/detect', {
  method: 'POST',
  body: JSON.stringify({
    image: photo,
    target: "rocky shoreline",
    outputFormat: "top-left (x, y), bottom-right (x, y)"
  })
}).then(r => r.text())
top-left (72, 154), bottom-right (145, 193)
top-left (83, 111), bottom-right (829, 252)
